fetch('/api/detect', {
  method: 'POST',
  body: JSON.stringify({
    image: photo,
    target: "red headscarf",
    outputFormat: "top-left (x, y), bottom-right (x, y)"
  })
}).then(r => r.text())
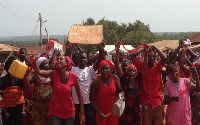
top-left (194, 62), bottom-right (200, 67)
top-left (99, 60), bottom-right (114, 72)
top-left (66, 56), bottom-right (72, 70)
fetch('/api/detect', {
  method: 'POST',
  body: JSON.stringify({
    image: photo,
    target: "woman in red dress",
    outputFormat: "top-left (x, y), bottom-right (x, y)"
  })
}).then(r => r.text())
top-left (90, 60), bottom-right (123, 125)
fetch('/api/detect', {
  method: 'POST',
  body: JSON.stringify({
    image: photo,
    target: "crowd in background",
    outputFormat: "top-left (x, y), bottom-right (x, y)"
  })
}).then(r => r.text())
top-left (0, 39), bottom-right (199, 125)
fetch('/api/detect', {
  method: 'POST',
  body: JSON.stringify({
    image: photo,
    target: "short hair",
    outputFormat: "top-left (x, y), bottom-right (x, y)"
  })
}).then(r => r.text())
top-left (19, 48), bottom-right (27, 53)
top-left (121, 59), bottom-right (131, 65)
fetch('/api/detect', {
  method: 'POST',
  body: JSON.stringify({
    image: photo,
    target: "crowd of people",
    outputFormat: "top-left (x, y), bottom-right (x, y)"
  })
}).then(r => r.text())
top-left (0, 39), bottom-right (199, 125)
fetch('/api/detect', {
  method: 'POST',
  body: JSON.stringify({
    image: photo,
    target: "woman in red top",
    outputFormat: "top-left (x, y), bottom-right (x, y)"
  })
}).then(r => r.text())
top-left (90, 60), bottom-right (123, 125)
top-left (29, 55), bottom-right (85, 125)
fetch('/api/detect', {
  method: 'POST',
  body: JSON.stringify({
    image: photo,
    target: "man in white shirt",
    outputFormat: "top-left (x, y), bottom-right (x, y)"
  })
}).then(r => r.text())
top-left (72, 44), bottom-right (104, 125)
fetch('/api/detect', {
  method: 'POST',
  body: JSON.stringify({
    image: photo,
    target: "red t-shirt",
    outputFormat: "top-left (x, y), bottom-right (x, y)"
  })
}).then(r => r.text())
top-left (140, 61), bottom-right (163, 108)
top-left (48, 70), bottom-right (78, 119)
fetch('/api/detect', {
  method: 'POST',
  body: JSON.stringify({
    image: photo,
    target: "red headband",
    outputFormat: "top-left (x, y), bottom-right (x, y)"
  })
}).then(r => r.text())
top-left (99, 60), bottom-right (114, 72)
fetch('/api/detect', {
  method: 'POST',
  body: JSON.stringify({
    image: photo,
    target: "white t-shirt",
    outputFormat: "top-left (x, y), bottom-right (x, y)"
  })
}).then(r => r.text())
top-left (71, 66), bottom-right (96, 104)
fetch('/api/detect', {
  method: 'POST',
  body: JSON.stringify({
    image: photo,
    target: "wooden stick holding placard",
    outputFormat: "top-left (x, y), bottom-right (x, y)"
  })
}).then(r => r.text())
top-left (0, 48), bottom-right (15, 69)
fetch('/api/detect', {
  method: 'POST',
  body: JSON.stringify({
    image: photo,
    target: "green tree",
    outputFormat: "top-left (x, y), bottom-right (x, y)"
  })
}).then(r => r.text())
top-left (83, 18), bottom-right (95, 25)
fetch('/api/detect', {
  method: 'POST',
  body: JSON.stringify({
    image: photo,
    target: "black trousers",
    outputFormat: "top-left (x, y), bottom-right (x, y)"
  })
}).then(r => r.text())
top-left (74, 104), bottom-right (96, 125)
top-left (1, 104), bottom-right (23, 125)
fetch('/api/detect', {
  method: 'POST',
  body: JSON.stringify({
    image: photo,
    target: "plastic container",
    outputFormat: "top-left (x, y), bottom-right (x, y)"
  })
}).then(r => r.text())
top-left (8, 60), bottom-right (28, 79)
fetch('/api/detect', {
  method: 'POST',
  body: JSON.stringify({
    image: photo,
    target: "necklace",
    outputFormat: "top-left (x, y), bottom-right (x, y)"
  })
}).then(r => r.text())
top-left (129, 81), bottom-right (135, 89)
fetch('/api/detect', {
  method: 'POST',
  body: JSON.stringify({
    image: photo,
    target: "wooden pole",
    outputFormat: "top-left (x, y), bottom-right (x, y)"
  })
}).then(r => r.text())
top-left (45, 28), bottom-right (49, 42)
top-left (39, 13), bottom-right (43, 48)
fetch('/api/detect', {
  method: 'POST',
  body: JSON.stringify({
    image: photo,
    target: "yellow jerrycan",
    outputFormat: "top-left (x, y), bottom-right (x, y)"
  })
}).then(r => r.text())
top-left (8, 60), bottom-right (28, 79)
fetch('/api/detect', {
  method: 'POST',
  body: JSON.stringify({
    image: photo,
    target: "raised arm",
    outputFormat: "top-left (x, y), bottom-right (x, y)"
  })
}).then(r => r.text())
top-left (87, 45), bottom-right (92, 59)
top-left (87, 54), bottom-right (99, 66)
top-left (28, 55), bottom-right (54, 78)
top-left (153, 45), bottom-right (166, 65)
top-left (65, 41), bottom-right (74, 57)
top-left (180, 46), bottom-right (190, 77)
top-left (169, 40), bottom-right (182, 64)
top-left (115, 42), bottom-right (124, 78)
top-left (93, 42), bottom-right (104, 71)
top-left (141, 46), bottom-right (149, 76)
top-left (129, 48), bottom-right (144, 63)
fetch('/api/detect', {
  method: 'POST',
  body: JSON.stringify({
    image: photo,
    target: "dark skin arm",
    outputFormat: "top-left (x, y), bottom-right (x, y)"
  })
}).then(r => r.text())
top-left (115, 42), bottom-right (124, 78)
top-left (89, 78), bottom-right (106, 121)
top-left (141, 46), bottom-right (149, 76)
top-left (189, 67), bottom-right (200, 93)
top-left (87, 45), bottom-right (92, 59)
top-left (164, 95), bottom-right (180, 105)
top-left (129, 48), bottom-right (144, 63)
top-left (169, 40), bottom-right (182, 64)
top-left (113, 74), bottom-right (123, 94)
top-left (28, 55), bottom-right (54, 78)
top-left (65, 41), bottom-right (74, 57)
top-left (93, 42), bottom-right (105, 71)
top-left (180, 46), bottom-right (190, 77)
top-left (74, 81), bottom-right (85, 124)
top-left (152, 45), bottom-right (167, 65)
top-left (0, 65), bottom-right (5, 89)
top-left (23, 75), bottom-right (31, 90)
top-left (87, 54), bottom-right (99, 66)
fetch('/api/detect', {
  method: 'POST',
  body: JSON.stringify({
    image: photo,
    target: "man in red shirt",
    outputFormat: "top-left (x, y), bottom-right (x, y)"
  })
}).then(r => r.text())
top-left (140, 45), bottom-right (166, 125)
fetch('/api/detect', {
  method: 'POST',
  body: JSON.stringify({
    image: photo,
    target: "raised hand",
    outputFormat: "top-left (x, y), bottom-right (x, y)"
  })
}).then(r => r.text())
top-left (65, 41), bottom-right (72, 50)
top-left (144, 45), bottom-right (150, 52)
top-left (98, 41), bottom-right (105, 50)
top-left (27, 54), bottom-right (35, 64)
top-left (179, 39), bottom-right (184, 48)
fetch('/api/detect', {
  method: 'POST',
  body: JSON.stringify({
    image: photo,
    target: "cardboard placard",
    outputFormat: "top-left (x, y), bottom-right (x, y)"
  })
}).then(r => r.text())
top-left (45, 40), bottom-right (63, 55)
top-left (68, 25), bottom-right (103, 44)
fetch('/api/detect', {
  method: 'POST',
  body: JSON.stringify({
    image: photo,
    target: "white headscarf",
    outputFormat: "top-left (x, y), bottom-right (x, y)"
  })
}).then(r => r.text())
top-left (36, 57), bottom-right (51, 84)
top-left (36, 57), bottom-right (47, 67)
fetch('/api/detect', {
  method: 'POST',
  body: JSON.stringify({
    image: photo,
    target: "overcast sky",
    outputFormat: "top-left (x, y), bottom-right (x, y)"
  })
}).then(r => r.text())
top-left (0, 0), bottom-right (200, 36)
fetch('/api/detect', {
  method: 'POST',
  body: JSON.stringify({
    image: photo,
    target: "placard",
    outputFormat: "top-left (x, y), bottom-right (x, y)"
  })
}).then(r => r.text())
top-left (68, 25), bottom-right (103, 44)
